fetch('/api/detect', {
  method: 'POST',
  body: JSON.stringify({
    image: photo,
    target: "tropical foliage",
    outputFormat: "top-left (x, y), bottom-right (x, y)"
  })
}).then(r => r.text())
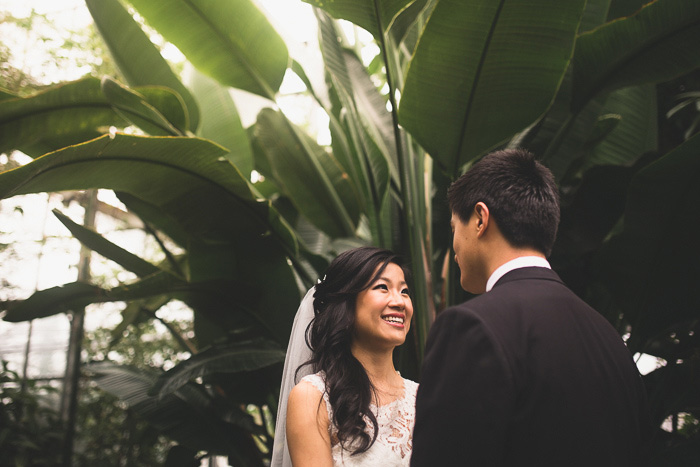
top-left (1, 0), bottom-right (700, 464)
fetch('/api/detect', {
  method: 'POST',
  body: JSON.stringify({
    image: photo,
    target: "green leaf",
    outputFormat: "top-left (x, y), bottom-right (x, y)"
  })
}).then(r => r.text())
top-left (586, 85), bottom-right (657, 169)
top-left (86, 0), bottom-right (200, 131)
top-left (399, 0), bottom-right (587, 174)
top-left (186, 67), bottom-right (253, 177)
top-left (0, 77), bottom-right (125, 157)
top-left (303, 0), bottom-right (416, 39)
top-left (254, 108), bottom-right (360, 238)
top-left (643, 362), bottom-right (700, 426)
top-left (101, 77), bottom-right (182, 136)
top-left (52, 208), bottom-right (162, 277)
top-left (2, 272), bottom-right (186, 322)
top-left (115, 192), bottom-right (188, 248)
top-left (607, 0), bottom-right (658, 22)
top-left (315, 10), bottom-right (392, 240)
top-left (85, 361), bottom-right (264, 461)
top-left (388, 0), bottom-right (431, 46)
top-left (128, 0), bottom-right (288, 101)
top-left (150, 339), bottom-right (284, 397)
top-left (2, 282), bottom-right (103, 322)
top-left (136, 86), bottom-right (190, 135)
top-left (572, 0), bottom-right (700, 111)
top-left (109, 296), bottom-right (172, 347)
top-left (0, 133), bottom-right (297, 254)
top-left (595, 132), bottom-right (700, 353)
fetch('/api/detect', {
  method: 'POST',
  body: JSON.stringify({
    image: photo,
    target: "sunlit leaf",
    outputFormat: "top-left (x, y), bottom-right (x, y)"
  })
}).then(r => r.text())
top-left (86, 0), bottom-right (200, 131)
top-left (101, 77), bottom-right (182, 136)
top-left (128, 0), bottom-right (288, 100)
top-left (303, 0), bottom-right (416, 39)
top-left (186, 67), bottom-right (253, 177)
top-left (0, 78), bottom-right (124, 157)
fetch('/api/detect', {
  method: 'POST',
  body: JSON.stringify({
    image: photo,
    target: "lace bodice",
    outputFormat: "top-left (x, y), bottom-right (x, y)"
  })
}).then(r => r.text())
top-left (300, 372), bottom-right (418, 467)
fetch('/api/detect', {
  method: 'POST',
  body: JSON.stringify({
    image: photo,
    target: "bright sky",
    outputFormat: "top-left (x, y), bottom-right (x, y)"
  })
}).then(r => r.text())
top-left (0, 0), bottom-right (318, 80)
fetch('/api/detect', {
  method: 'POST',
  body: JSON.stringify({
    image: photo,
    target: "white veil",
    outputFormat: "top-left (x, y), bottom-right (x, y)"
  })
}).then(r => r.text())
top-left (270, 286), bottom-right (316, 467)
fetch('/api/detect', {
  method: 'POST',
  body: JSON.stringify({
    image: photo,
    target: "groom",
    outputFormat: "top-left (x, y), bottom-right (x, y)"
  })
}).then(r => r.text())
top-left (411, 149), bottom-right (650, 466)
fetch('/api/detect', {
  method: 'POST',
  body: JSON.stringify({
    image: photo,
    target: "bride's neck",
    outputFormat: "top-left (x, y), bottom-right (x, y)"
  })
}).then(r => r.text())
top-left (351, 345), bottom-right (399, 386)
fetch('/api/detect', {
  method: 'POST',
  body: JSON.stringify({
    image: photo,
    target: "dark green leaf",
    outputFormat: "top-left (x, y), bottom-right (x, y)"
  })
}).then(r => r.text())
top-left (85, 361), bottom-right (264, 462)
top-left (572, 0), bottom-right (700, 111)
top-left (400, 0), bottom-right (587, 174)
top-left (595, 133), bottom-right (700, 352)
top-left (150, 339), bottom-right (284, 397)
top-left (2, 282), bottom-right (103, 322)
top-left (52, 209), bottom-right (162, 277)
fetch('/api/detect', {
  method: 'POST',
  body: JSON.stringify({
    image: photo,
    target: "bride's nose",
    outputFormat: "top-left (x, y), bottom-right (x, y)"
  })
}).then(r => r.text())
top-left (388, 290), bottom-right (405, 309)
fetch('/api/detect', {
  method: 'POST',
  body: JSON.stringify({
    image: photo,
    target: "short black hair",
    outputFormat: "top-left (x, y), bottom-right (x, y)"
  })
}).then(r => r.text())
top-left (447, 149), bottom-right (560, 256)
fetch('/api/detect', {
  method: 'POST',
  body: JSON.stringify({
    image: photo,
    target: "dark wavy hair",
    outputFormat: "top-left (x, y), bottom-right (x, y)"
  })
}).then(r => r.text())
top-left (297, 246), bottom-right (410, 455)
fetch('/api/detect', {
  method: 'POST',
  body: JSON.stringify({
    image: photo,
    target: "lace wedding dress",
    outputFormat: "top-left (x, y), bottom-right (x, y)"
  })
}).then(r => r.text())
top-left (301, 373), bottom-right (418, 467)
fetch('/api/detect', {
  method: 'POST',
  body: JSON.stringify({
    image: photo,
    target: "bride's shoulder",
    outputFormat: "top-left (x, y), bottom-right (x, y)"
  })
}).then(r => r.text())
top-left (294, 371), bottom-right (328, 397)
top-left (402, 377), bottom-right (419, 397)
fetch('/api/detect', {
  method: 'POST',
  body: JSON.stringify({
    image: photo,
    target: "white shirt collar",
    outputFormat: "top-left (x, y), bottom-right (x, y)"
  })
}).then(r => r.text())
top-left (485, 256), bottom-right (551, 292)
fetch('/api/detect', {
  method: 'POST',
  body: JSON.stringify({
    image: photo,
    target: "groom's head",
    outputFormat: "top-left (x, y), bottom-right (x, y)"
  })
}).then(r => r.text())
top-left (448, 149), bottom-right (560, 292)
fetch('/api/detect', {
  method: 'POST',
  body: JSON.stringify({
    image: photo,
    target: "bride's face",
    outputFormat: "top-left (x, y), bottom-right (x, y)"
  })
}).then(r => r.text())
top-left (352, 262), bottom-right (413, 351)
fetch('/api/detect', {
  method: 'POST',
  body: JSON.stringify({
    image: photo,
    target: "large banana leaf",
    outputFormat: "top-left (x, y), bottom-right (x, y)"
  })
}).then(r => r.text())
top-left (86, 0), bottom-right (200, 132)
top-left (100, 77), bottom-right (183, 136)
top-left (186, 67), bottom-right (253, 177)
top-left (572, 0), bottom-right (700, 111)
top-left (150, 339), bottom-right (284, 397)
top-left (127, 0), bottom-right (288, 101)
top-left (388, 0), bottom-right (432, 47)
top-left (315, 10), bottom-right (392, 244)
top-left (607, 0), bottom-right (649, 20)
top-left (399, 0), bottom-right (587, 174)
top-left (594, 132), bottom-right (700, 353)
top-left (254, 108), bottom-right (360, 238)
top-left (0, 133), bottom-right (297, 254)
top-left (303, 0), bottom-right (416, 39)
top-left (0, 78), bottom-right (125, 156)
top-left (184, 237), bottom-right (302, 347)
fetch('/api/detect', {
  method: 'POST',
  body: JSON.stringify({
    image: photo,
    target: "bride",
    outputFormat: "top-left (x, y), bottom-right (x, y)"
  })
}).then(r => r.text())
top-left (271, 247), bottom-right (418, 466)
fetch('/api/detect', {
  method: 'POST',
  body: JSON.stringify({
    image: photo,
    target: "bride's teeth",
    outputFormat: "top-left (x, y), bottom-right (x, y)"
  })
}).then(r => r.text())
top-left (383, 316), bottom-right (404, 324)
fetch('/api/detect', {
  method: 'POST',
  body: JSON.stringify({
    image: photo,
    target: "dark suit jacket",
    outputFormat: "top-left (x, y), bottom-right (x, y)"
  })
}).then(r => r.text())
top-left (411, 267), bottom-right (649, 466)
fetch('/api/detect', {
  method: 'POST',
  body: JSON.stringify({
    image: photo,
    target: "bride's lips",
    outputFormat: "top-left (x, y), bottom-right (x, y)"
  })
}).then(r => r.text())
top-left (381, 313), bottom-right (406, 328)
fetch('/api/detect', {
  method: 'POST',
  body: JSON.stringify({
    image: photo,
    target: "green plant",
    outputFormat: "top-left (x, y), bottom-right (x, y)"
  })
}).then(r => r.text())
top-left (1, 0), bottom-right (700, 463)
top-left (0, 360), bottom-right (63, 467)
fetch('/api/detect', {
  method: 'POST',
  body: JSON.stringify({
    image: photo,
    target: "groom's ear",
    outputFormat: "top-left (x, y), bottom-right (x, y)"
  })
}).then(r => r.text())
top-left (474, 202), bottom-right (490, 237)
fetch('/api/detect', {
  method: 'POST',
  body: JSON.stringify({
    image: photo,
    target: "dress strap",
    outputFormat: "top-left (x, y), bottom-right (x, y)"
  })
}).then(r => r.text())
top-left (300, 373), bottom-right (333, 421)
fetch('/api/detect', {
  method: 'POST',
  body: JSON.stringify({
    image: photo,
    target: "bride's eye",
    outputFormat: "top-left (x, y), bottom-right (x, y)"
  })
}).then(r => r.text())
top-left (401, 287), bottom-right (410, 295)
top-left (373, 283), bottom-right (388, 290)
